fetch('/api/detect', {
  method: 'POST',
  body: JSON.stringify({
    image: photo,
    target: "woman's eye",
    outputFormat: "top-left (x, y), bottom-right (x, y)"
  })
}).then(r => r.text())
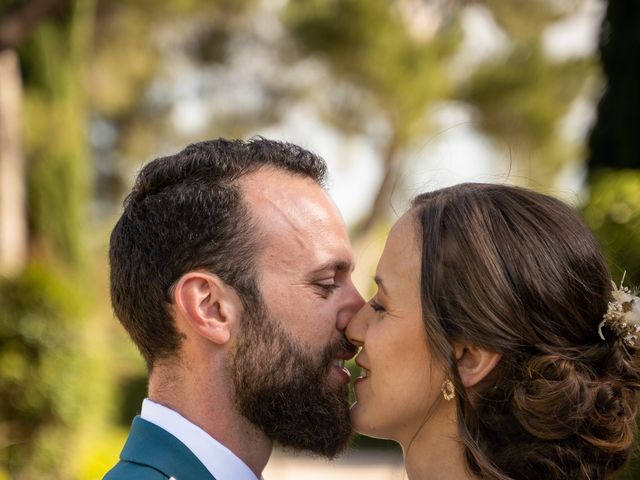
top-left (368, 299), bottom-right (385, 313)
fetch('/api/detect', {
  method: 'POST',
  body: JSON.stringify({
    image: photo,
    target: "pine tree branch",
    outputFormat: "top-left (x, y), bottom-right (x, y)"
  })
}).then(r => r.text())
top-left (0, 0), bottom-right (70, 50)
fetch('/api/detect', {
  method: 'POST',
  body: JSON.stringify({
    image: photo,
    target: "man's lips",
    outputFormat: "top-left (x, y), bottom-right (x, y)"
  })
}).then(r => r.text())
top-left (330, 350), bottom-right (356, 383)
top-left (335, 349), bottom-right (357, 361)
top-left (332, 358), bottom-right (348, 370)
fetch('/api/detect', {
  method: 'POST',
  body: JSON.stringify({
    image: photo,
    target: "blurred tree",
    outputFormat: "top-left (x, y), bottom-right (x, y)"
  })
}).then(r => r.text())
top-left (0, 0), bottom-right (70, 277)
top-left (0, 265), bottom-right (94, 478)
top-left (462, 0), bottom-right (591, 186)
top-left (462, 42), bottom-right (591, 184)
top-left (582, 171), bottom-right (640, 287)
top-left (473, 0), bottom-right (572, 41)
top-left (284, 0), bottom-right (461, 238)
top-left (87, 0), bottom-right (256, 213)
top-left (0, 0), bottom-right (69, 49)
top-left (0, 1), bottom-right (107, 478)
top-left (584, 2), bottom-right (640, 477)
top-left (284, 0), bottom-right (590, 241)
top-left (584, 0), bottom-right (640, 288)
top-left (0, 49), bottom-right (27, 276)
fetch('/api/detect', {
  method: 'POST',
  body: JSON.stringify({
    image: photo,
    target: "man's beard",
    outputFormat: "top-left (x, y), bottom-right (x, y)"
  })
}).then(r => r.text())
top-left (230, 295), bottom-right (356, 458)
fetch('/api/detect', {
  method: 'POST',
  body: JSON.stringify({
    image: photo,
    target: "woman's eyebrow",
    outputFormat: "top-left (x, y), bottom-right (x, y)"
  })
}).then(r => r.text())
top-left (374, 275), bottom-right (388, 295)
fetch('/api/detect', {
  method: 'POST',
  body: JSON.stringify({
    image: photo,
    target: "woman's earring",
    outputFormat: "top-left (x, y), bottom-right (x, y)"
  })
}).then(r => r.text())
top-left (441, 379), bottom-right (456, 401)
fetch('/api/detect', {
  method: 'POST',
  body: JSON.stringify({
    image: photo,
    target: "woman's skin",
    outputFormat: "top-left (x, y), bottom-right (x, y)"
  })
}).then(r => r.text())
top-left (347, 212), bottom-right (493, 480)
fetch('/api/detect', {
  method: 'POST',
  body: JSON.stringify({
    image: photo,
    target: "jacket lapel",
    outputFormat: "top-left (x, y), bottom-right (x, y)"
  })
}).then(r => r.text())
top-left (120, 416), bottom-right (215, 480)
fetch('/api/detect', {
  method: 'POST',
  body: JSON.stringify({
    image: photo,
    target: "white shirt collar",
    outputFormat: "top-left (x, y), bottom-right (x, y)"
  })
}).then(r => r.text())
top-left (141, 398), bottom-right (259, 480)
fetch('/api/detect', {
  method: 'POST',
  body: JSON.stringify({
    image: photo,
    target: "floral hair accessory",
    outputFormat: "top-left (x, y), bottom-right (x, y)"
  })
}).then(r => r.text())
top-left (598, 272), bottom-right (640, 347)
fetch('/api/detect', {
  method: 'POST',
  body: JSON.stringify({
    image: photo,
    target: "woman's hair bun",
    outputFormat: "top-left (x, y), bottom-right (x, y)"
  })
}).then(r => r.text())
top-left (511, 353), bottom-right (636, 449)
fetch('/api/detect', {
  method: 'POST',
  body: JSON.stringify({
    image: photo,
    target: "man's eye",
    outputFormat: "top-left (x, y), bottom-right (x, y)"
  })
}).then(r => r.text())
top-left (315, 283), bottom-right (339, 295)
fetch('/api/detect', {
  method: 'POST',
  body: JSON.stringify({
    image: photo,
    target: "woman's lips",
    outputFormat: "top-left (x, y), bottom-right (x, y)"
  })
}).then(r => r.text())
top-left (354, 361), bottom-right (369, 383)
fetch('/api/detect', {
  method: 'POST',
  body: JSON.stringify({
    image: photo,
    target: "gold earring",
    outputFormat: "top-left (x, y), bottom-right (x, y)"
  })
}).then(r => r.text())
top-left (441, 379), bottom-right (455, 401)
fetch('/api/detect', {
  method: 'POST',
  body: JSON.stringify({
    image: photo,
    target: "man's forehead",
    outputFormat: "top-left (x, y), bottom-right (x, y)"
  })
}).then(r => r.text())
top-left (240, 165), bottom-right (321, 200)
top-left (239, 167), bottom-right (353, 269)
top-left (240, 167), bottom-right (341, 232)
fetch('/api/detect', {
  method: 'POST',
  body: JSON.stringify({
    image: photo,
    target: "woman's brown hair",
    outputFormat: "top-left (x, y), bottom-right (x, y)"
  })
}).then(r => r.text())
top-left (411, 183), bottom-right (640, 480)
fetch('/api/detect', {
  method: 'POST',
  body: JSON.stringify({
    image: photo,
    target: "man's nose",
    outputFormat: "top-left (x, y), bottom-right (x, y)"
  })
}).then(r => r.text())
top-left (345, 301), bottom-right (368, 347)
top-left (336, 282), bottom-right (365, 331)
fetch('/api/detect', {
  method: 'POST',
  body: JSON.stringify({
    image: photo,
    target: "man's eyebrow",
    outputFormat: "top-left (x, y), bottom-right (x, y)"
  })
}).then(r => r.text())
top-left (374, 275), bottom-right (388, 295)
top-left (309, 260), bottom-right (353, 275)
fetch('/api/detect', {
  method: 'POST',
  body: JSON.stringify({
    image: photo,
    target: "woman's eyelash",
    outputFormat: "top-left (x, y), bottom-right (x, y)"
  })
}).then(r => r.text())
top-left (369, 299), bottom-right (385, 312)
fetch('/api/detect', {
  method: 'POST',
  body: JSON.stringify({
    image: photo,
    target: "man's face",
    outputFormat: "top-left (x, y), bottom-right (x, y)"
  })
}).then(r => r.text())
top-left (231, 167), bottom-right (364, 456)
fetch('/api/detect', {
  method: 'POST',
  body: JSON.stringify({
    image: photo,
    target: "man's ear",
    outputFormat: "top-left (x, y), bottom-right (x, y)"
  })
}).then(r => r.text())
top-left (173, 272), bottom-right (242, 345)
top-left (453, 343), bottom-right (501, 388)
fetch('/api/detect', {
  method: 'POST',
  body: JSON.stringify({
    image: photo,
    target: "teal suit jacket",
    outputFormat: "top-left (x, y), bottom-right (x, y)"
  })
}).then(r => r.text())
top-left (103, 416), bottom-right (216, 480)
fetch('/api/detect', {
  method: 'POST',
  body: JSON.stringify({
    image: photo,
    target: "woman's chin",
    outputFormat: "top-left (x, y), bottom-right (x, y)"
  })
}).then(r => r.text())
top-left (349, 401), bottom-right (367, 434)
top-left (350, 401), bottom-right (382, 438)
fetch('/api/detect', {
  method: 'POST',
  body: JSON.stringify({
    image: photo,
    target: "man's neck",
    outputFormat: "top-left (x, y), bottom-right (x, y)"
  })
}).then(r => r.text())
top-left (148, 365), bottom-right (272, 477)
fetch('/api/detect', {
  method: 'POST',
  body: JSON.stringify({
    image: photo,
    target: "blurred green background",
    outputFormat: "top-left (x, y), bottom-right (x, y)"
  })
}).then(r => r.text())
top-left (0, 0), bottom-right (638, 479)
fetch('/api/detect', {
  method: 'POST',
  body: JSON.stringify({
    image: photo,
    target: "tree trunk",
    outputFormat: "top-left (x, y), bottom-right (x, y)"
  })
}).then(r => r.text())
top-left (352, 132), bottom-right (401, 241)
top-left (588, 0), bottom-right (640, 171)
top-left (0, 49), bottom-right (27, 276)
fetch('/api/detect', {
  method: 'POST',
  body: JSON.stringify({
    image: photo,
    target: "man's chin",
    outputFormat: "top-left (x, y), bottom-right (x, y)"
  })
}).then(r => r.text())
top-left (253, 381), bottom-right (353, 458)
top-left (274, 423), bottom-right (354, 459)
top-left (232, 310), bottom-right (355, 457)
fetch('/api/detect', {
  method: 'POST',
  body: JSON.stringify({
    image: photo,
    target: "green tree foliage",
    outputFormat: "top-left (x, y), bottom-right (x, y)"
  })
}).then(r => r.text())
top-left (584, 2), bottom-right (640, 476)
top-left (90, 0), bottom-right (252, 121)
top-left (474, 0), bottom-right (572, 40)
top-left (462, 42), bottom-right (591, 183)
top-left (284, 0), bottom-right (590, 233)
top-left (21, 9), bottom-right (91, 264)
top-left (583, 171), bottom-right (640, 287)
top-left (460, 0), bottom-right (591, 185)
top-left (284, 0), bottom-right (461, 234)
top-left (285, 0), bottom-right (460, 143)
top-left (87, 0), bottom-right (256, 207)
top-left (0, 265), bottom-right (93, 478)
top-left (0, 2), bottom-right (111, 478)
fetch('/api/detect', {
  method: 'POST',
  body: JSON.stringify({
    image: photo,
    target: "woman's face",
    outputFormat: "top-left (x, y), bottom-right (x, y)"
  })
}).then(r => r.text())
top-left (347, 212), bottom-right (447, 444)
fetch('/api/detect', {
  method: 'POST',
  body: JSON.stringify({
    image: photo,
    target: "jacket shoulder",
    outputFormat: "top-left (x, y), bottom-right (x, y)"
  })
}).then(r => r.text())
top-left (103, 460), bottom-right (168, 480)
top-left (102, 416), bottom-right (215, 480)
